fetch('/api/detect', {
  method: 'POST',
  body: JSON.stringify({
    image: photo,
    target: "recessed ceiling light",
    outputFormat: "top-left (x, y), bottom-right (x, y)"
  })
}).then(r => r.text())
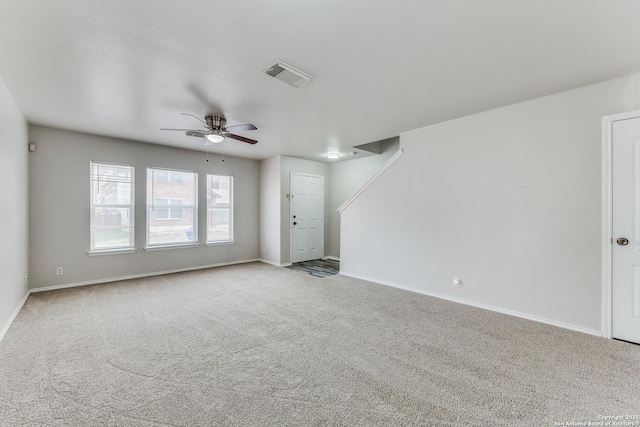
top-left (327, 152), bottom-right (340, 159)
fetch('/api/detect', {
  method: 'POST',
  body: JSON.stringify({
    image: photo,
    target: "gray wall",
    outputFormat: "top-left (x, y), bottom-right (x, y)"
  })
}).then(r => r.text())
top-left (328, 140), bottom-right (398, 258)
top-left (28, 126), bottom-right (259, 289)
top-left (341, 73), bottom-right (640, 334)
top-left (259, 156), bottom-right (281, 265)
top-left (0, 76), bottom-right (29, 338)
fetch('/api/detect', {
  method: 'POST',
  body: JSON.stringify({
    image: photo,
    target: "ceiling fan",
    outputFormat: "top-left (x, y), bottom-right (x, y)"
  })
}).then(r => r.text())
top-left (161, 113), bottom-right (258, 145)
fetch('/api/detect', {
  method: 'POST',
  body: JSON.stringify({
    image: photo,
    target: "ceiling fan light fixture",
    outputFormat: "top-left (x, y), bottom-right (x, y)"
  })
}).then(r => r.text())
top-left (206, 134), bottom-right (225, 144)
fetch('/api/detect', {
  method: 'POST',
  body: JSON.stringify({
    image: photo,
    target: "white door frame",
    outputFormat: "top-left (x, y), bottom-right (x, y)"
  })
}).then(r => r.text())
top-left (289, 172), bottom-right (325, 263)
top-left (601, 109), bottom-right (640, 339)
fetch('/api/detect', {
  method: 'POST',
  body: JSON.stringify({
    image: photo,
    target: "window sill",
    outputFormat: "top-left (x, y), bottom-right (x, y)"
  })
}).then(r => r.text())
top-left (144, 243), bottom-right (201, 252)
top-left (206, 240), bottom-right (235, 247)
top-left (87, 248), bottom-right (137, 256)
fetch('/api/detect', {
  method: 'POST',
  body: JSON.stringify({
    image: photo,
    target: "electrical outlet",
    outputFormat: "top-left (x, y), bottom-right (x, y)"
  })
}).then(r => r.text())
top-left (56, 267), bottom-right (63, 276)
top-left (453, 277), bottom-right (461, 287)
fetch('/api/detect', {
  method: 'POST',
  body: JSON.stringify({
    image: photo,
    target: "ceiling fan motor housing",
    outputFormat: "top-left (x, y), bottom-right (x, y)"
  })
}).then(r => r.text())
top-left (206, 116), bottom-right (226, 130)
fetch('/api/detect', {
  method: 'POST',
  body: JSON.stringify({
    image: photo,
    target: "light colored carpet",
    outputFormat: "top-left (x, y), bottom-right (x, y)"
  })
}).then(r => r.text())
top-left (0, 262), bottom-right (638, 426)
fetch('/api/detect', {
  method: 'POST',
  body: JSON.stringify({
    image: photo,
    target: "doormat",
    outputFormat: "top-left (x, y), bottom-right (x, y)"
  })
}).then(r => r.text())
top-left (287, 259), bottom-right (340, 278)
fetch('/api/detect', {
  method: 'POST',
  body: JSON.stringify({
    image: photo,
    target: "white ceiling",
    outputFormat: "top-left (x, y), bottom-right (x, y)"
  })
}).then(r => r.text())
top-left (2, 1), bottom-right (640, 162)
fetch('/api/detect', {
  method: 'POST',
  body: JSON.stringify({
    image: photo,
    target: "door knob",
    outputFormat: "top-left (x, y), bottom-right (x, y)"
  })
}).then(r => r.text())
top-left (617, 237), bottom-right (629, 246)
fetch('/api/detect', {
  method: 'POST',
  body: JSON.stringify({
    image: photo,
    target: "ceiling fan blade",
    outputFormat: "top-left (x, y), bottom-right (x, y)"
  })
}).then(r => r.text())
top-left (225, 123), bottom-right (257, 132)
top-left (226, 133), bottom-right (258, 145)
top-left (160, 128), bottom-right (208, 132)
top-left (181, 113), bottom-right (207, 125)
top-left (186, 131), bottom-right (208, 138)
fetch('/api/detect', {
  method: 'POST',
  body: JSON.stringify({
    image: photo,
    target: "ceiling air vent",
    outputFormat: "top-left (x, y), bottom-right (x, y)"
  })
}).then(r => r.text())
top-left (265, 61), bottom-right (314, 88)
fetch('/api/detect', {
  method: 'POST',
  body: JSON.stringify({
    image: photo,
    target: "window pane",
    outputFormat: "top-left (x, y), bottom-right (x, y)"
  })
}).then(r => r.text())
top-left (170, 208), bottom-right (185, 219)
top-left (208, 208), bottom-right (231, 241)
top-left (92, 228), bottom-right (133, 249)
top-left (147, 168), bottom-right (197, 246)
top-left (169, 172), bottom-right (184, 183)
top-left (91, 163), bottom-right (133, 205)
top-left (93, 207), bottom-right (132, 227)
top-left (154, 169), bottom-right (169, 182)
top-left (207, 175), bottom-right (233, 242)
top-left (148, 208), bottom-right (195, 245)
top-left (155, 208), bottom-right (169, 219)
top-left (90, 162), bottom-right (134, 252)
top-left (147, 170), bottom-right (195, 204)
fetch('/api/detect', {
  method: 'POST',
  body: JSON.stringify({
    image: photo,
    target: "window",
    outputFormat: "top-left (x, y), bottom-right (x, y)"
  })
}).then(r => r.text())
top-left (207, 175), bottom-right (233, 243)
top-left (90, 161), bottom-right (134, 252)
top-left (147, 168), bottom-right (197, 247)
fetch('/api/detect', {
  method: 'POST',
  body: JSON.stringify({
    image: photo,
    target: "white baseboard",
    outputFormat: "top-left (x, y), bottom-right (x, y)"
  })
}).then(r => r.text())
top-left (340, 271), bottom-right (602, 337)
top-left (258, 258), bottom-right (292, 267)
top-left (0, 291), bottom-right (30, 343)
top-left (30, 259), bottom-right (260, 293)
top-left (323, 256), bottom-right (340, 262)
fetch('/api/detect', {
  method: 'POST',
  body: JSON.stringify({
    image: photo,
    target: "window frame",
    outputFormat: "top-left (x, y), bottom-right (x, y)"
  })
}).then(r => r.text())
top-left (146, 167), bottom-right (198, 249)
top-left (89, 161), bottom-right (135, 254)
top-left (206, 174), bottom-right (234, 245)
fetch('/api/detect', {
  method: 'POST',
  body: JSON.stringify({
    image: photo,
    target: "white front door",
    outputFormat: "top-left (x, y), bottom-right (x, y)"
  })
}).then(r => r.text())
top-left (612, 115), bottom-right (640, 344)
top-left (291, 173), bottom-right (324, 263)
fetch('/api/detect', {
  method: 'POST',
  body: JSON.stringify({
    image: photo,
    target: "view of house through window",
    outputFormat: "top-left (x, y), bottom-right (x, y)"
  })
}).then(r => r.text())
top-left (89, 161), bottom-right (135, 251)
top-left (207, 175), bottom-right (233, 242)
top-left (147, 168), bottom-right (197, 246)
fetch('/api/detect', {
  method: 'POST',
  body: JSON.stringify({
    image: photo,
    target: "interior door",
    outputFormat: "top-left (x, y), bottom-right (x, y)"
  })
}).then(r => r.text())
top-left (291, 173), bottom-right (324, 263)
top-left (612, 115), bottom-right (640, 344)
